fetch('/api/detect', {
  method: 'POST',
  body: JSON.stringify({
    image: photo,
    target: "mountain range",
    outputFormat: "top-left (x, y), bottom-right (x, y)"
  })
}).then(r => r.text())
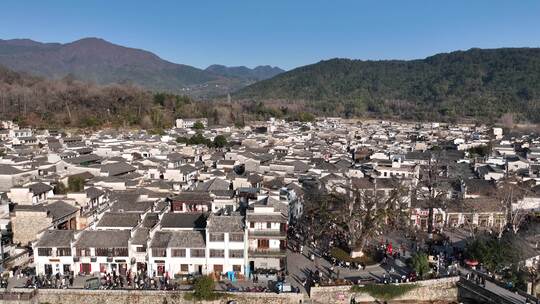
top-left (236, 47), bottom-right (540, 122)
top-left (0, 37), bottom-right (284, 97)
top-left (2, 36), bottom-right (540, 123)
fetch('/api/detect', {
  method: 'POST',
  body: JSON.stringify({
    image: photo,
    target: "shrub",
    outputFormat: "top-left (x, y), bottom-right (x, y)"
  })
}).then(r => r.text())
top-left (193, 275), bottom-right (216, 300)
top-left (410, 252), bottom-right (430, 279)
top-left (193, 121), bottom-right (205, 130)
top-left (213, 135), bottom-right (228, 148)
top-left (351, 283), bottom-right (417, 300)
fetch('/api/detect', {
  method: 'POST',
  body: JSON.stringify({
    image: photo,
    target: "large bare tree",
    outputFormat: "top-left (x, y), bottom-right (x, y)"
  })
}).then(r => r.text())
top-left (496, 178), bottom-right (530, 237)
top-left (299, 178), bottom-right (409, 257)
top-left (415, 152), bottom-right (451, 236)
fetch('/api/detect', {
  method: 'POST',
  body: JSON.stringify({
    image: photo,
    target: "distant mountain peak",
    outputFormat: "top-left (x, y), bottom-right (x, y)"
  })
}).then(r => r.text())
top-left (205, 64), bottom-right (284, 81)
top-left (0, 37), bottom-right (280, 96)
top-left (0, 38), bottom-right (43, 46)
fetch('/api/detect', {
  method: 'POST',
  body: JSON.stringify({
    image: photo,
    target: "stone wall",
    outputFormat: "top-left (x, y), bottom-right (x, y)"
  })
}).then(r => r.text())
top-left (2, 277), bottom-right (459, 304)
top-left (11, 210), bottom-right (52, 246)
top-left (5, 288), bottom-right (304, 304)
top-left (310, 276), bottom-right (459, 304)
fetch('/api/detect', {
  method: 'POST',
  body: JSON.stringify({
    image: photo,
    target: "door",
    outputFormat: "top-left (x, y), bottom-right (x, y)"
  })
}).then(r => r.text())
top-left (157, 264), bottom-right (165, 276)
top-left (100, 263), bottom-right (107, 273)
top-left (137, 262), bottom-right (147, 273)
top-left (63, 264), bottom-right (71, 275)
top-left (44, 264), bottom-right (53, 276)
top-left (119, 263), bottom-right (127, 276)
top-left (213, 264), bottom-right (223, 275)
top-left (81, 263), bottom-right (91, 275)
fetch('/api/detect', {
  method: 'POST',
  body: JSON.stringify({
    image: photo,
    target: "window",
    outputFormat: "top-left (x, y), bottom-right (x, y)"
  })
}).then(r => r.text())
top-left (152, 248), bottom-right (167, 257)
top-left (191, 248), bottom-right (205, 258)
top-left (100, 263), bottom-right (107, 273)
top-left (95, 248), bottom-right (109, 256)
top-left (266, 222), bottom-right (271, 229)
top-left (233, 265), bottom-right (241, 272)
top-left (38, 248), bottom-right (52, 256)
top-left (180, 264), bottom-right (189, 272)
top-left (56, 248), bottom-right (71, 256)
top-left (209, 233), bottom-right (225, 242)
top-left (229, 250), bottom-right (243, 258)
top-left (229, 233), bottom-right (244, 242)
top-left (213, 264), bottom-right (223, 273)
top-left (257, 239), bottom-right (269, 249)
top-left (171, 249), bottom-right (186, 257)
top-left (210, 249), bottom-right (224, 258)
top-left (136, 246), bottom-right (146, 253)
top-left (113, 248), bottom-right (128, 256)
top-left (76, 248), bottom-right (91, 257)
top-left (250, 222), bottom-right (255, 228)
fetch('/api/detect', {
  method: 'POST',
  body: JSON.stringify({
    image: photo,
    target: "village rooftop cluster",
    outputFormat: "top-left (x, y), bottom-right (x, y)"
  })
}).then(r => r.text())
top-left (0, 117), bottom-right (538, 291)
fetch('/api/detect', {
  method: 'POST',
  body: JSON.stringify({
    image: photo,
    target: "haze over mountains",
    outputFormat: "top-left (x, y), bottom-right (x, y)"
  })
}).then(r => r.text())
top-left (0, 37), bottom-right (284, 96)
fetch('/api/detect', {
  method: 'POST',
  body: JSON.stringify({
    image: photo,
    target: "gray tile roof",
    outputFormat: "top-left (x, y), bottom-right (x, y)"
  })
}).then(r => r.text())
top-left (75, 230), bottom-right (130, 248)
top-left (172, 192), bottom-right (212, 202)
top-left (160, 213), bottom-right (207, 229)
top-left (65, 154), bottom-right (102, 165)
top-left (142, 213), bottom-right (159, 228)
top-left (97, 212), bottom-right (140, 228)
top-left (35, 230), bottom-right (75, 248)
top-left (0, 164), bottom-right (23, 175)
top-left (29, 182), bottom-right (53, 195)
top-left (194, 178), bottom-right (230, 192)
top-left (46, 201), bottom-right (79, 221)
top-left (131, 227), bottom-right (149, 245)
top-left (110, 200), bottom-right (154, 213)
top-left (100, 162), bottom-right (136, 176)
top-left (150, 231), bottom-right (205, 248)
top-left (207, 214), bottom-right (243, 232)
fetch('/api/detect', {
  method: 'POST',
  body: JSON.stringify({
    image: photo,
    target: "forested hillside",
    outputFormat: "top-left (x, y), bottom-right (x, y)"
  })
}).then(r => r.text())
top-left (235, 48), bottom-right (540, 122)
top-left (0, 65), bottom-right (243, 130)
top-left (0, 38), bottom-right (283, 97)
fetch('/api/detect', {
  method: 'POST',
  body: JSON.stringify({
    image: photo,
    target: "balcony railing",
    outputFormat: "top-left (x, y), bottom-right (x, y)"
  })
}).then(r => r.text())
top-left (248, 248), bottom-right (287, 257)
top-left (248, 229), bottom-right (287, 239)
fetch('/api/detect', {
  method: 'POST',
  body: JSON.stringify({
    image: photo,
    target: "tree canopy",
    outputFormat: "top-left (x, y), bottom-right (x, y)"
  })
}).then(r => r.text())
top-left (236, 48), bottom-right (540, 123)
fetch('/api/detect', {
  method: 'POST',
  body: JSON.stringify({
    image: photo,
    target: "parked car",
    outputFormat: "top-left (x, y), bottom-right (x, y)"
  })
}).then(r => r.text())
top-left (275, 281), bottom-right (292, 293)
top-left (85, 277), bottom-right (100, 290)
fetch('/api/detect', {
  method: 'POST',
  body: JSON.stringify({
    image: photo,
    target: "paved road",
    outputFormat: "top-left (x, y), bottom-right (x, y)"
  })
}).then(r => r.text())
top-left (286, 246), bottom-right (405, 295)
top-left (459, 267), bottom-right (531, 304)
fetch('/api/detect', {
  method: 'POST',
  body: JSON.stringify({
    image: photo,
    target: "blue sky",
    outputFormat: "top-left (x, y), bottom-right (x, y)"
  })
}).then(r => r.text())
top-left (1, 0), bottom-right (539, 70)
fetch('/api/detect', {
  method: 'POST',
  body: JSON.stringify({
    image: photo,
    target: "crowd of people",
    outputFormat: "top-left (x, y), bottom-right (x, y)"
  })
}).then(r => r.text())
top-left (95, 270), bottom-right (181, 290)
top-left (24, 272), bottom-right (74, 289)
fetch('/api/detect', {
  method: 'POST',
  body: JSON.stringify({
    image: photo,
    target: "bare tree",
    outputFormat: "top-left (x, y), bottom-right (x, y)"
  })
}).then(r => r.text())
top-left (500, 112), bottom-right (515, 130)
top-left (496, 178), bottom-right (530, 236)
top-left (525, 261), bottom-right (540, 297)
top-left (415, 153), bottom-right (451, 236)
top-left (299, 179), bottom-right (409, 257)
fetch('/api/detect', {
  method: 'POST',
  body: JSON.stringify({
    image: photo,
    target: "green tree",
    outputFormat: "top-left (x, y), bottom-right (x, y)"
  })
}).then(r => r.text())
top-left (54, 182), bottom-right (67, 195)
top-left (465, 236), bottom-right (521, 273)
top-left (192, 121), bottom-right (205, 130)
top-left (297, 111), bottom-right (315, 122)
top-left (213, 135), bottom-right (227, 148)
top-left (411, 252), bottom-right (430, 279)
top-left (67, 176), bottom-right (85, 192)
top-left (153, 93), bottom-right (166, 106)
top-left (176, 136), bottom-right (188, 144)
top-left (193, 275), bottom-right (215, 300)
